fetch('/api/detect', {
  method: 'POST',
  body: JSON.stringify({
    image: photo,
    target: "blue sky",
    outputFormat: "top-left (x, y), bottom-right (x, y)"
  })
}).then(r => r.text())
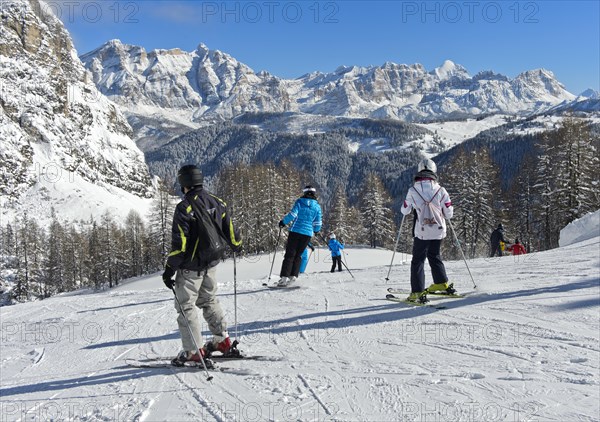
top-left (58, 1), bottom-right (599, 94)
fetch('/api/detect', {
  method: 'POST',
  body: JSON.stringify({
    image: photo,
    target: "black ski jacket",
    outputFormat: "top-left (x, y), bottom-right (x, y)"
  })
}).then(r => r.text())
top-left (166, 187), bottom-right (242, 272)
top-left (490, 228), bottom-right (506, 246)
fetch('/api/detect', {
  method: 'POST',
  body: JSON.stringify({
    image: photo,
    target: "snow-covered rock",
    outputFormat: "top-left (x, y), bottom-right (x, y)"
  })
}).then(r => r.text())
top-left (0, 0), bottom-right (153, 222)
top-left (579, 88), bottom-right (600, 99)
top-left (559, 210), bottom-right (600, 247)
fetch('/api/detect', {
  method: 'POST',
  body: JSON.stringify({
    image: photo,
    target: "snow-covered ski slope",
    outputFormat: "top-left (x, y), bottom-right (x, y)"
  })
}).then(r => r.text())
top-left (1, 239), bottom-right (598, 421)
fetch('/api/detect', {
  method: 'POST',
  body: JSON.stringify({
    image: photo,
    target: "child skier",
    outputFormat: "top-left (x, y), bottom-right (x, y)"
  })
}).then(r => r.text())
top-left (508, 238), bottom-right (527, 255)
top-left (328, 233), bottom-right (345, 272)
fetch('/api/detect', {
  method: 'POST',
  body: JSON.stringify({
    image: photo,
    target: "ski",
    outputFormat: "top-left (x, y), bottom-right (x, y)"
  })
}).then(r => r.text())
top-left (385, 294), bottom-right (446, 309)
top-left (262, 283), bottom-right (301, 290)
top-left (140, 355), bottom-right (279, 362)
top-left (126, 358), bottom-right (219, 371)
top-left (386, 287), bottom-right (465, 298)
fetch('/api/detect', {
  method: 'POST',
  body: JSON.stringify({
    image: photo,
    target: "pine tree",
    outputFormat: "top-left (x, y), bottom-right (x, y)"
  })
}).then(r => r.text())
top-left (327, 191), bottom-right (365, 244)
top-left (444, 147), bottom-right (500, 257)
top-left (124, 210), bottom-right (146, 278)
top-left (44, 210), bottom-right (64, 296)
top-left (148, 180), bottom-right (176, 270)
top-left (507, 153), bottom-right (537, 252)
top-left (360, 173), bottom-right (395, 248)
top-left (532, 118), bottom-right (599, 249)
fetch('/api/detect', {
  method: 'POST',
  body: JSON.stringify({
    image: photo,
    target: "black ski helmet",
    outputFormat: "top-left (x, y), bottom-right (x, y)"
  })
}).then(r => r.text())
top-left (177, 165), bottom-right (203, 188)
top-left (303, 185), bottom-right (317, 199)
top-left (498, 223), bottom-right (504, 230)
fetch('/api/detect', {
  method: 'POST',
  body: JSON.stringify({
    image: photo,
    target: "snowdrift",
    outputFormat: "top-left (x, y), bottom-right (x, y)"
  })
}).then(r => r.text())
top-left (559, 209), bottom-right (600, 247)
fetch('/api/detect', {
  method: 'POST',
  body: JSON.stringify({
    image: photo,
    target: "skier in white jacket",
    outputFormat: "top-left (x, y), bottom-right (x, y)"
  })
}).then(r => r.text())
top-left (401, 159), bottom-right (455, 303)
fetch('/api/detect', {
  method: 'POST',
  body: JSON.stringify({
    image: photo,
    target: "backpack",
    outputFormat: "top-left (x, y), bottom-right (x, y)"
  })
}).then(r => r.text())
top-left (413, 187), bottom-right (445, 238)
top-left (188, 198), bottom-right (229, 270)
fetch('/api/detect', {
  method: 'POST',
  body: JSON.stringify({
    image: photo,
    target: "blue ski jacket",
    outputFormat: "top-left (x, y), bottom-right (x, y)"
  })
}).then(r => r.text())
top-left (328, 239), bottom-right (344, 257)
top-left (282, 198), bottom-right (322, 237)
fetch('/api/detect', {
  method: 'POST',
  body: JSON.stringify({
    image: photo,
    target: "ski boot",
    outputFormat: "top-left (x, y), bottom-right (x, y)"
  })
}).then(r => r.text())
top-left (204, 334), bottom-right (243, 358)
top-left (406, 291), bottom-right (429, 304)
top-left (171, 349), bottom-right (214, 368)
top-left (427, 282), bottom-right (456, 295)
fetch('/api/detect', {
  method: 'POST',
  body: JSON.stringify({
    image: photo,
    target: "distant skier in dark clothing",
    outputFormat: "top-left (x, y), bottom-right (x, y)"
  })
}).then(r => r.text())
top-left (490, 224), bottom-right (507, 257)
top-left (278, 186), bottom-right (322, 286)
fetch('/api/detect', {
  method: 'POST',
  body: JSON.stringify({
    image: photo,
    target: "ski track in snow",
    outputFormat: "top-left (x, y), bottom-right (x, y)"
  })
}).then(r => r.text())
top-left (0, 240), bottom-right (598, 421)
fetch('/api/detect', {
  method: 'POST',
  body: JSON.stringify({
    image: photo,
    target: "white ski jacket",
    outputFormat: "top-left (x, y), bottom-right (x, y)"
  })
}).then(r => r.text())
top-left (401, 178), bottom-right (453, 240)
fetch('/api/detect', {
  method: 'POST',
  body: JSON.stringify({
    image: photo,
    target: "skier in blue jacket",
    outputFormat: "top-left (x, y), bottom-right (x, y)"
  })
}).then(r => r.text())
top-left (278, 186), bottom-right (322, 286)
top-left (328, 233), bottom-right (345, 272)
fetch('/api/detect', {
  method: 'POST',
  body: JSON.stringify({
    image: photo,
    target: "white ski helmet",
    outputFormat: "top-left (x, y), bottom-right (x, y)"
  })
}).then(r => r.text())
top-left (417, 158), bottom-right (437, 174)
top-left (328, 233), bottom-right (336, 239)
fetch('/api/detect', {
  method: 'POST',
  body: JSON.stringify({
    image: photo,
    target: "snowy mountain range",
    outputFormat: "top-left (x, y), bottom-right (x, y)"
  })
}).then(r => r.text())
top-left (0, 0), bottom-right (154, 222)
top-left (81, 40), bottom-right (577, 130)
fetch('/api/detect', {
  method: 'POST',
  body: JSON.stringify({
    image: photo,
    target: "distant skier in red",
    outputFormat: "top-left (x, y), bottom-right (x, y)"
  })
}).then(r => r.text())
top-left (508, 239), bottom-right (527, 255)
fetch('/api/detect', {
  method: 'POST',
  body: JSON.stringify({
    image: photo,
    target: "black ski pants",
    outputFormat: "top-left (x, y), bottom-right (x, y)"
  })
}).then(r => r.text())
top-left (280, 231), bottom-right (312, 278)
top-left (410, 237), bottom-right (448, 293)
top-left (490, 242), bottom-right (502, 257)
top-left (331, 256), bottom-right (343, 272)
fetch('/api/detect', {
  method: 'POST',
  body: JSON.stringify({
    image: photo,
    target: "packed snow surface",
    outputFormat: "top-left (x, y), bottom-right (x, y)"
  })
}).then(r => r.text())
top-left (1, 240), bottom-right (599, 421)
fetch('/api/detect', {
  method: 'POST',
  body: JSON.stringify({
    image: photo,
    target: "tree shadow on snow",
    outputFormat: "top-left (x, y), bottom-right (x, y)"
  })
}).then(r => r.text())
top-left (231, 276), bottom-right (599, 337)
top-left (77, 298), bottom-right (171, 313)
top-left (438, 276), bottom-right (599, 312)
top-left (0, 367), bottom-right (176, 398)
top-left (82, 332), bottom-right (179, 350)
top-left (232, 303), bottom-right (439, 338)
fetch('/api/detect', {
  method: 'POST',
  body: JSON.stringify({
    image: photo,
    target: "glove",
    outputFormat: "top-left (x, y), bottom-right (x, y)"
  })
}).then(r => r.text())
top-left (162, 266), bottom-right (175, 289)
top-left (278, 220), bottom-right (286, 228)
top-left (309, 244), bottom-right (315, 252)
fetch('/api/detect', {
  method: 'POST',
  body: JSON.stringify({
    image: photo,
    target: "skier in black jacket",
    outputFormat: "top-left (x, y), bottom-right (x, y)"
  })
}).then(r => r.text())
top-left (162, 165), bottom-right (242, 366)
top-left (490, 223), bottom-right (507, 257)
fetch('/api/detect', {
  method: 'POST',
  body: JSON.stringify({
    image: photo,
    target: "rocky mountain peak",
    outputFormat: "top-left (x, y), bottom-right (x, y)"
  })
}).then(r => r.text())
top-left (0, 0), bottom-right (153, 221)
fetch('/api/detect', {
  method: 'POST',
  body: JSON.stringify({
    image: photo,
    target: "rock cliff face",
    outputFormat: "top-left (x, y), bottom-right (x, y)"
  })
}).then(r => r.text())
top-left (0, 0), bottom-right (153, 221)
top-left (82, 41), bottom-right (576, 128)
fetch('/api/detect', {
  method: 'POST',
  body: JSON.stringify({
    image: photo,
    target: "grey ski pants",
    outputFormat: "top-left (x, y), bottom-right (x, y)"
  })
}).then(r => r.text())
top-left (173, 266), bottom-right (227, 352)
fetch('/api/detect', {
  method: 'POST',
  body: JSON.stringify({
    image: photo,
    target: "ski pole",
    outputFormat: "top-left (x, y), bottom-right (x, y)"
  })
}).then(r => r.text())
top-left (339, 252), bottom-right (355, 279)
top-left (340, 247), bottom-right (354, 278)
top-left (385, 214), bottom-right (406, 281)
top-left (172, 288), bottom-right (214, 381)
top-left (267, 227), bottom-right (283, 282)
top-left (233, 251), bottom-right (238, 341)
top-left (446, 218), bottom-right (477, 289)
